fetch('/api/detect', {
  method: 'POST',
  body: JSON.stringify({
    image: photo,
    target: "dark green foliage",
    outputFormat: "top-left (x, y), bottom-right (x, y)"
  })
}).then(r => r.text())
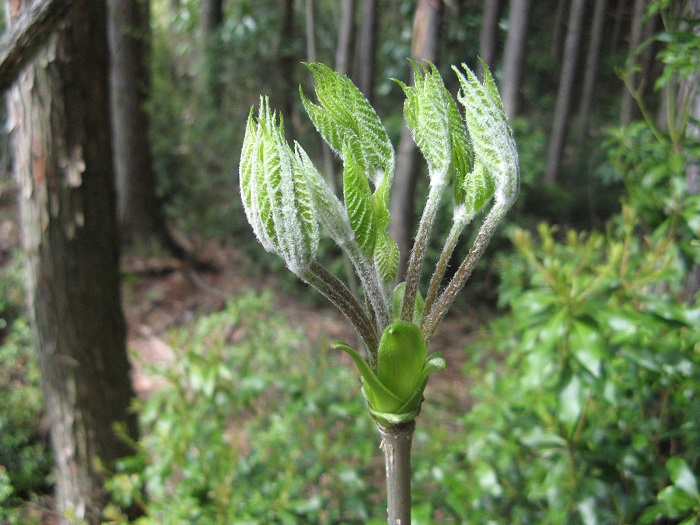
top-left (0, 254), bottom-right (52, 521)
top-left (103, 292), bottom-right (384, 524)
top-left (457, 212), bottom-right (699, 524)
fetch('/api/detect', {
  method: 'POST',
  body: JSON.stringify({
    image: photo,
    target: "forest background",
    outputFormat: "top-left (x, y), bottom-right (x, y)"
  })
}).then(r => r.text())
top-left (0, 0), bottom-right (698, 524)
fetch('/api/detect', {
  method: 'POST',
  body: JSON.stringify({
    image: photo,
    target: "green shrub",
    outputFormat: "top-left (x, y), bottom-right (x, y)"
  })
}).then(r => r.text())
top-left (458, 208), bottom-right (700, 524)
top-left (105, 291), bottom-right (387, 524)
top-left (0, 253), bottom-right (52, 521)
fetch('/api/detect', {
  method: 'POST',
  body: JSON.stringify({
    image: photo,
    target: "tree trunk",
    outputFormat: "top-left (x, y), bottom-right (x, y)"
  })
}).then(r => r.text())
top-left (544, 0), bottom-right (587, 184)
top-left (501, 0), bottom-right (531, 117)
top-left (620, 0), bottom-right (645, 124)
top-left (0, 0), bottom-right (74, 91)
top-left (610, 0), bottom-right (628, 53)
top-left (107, 0), bottom-right (169, 249)
top-left (201, 0), bottom-right (225, 107)
top-left (355, 0), bottom-right (378, 103)
top-left (278, 0), bottom-right (296, 124)
top-left (577, 0), bottom-right (609, 138)
top-left (477, 0), bottom-right (501, 78)
top-left (201, 0), bottom-right (223, 35)
top-left (6, 1), bottom-right (139, 523)
top-left (551, 0), bottom-right (569, 58)
top-left (335, 0), bottom-right (355, 75)
top-left (389, 0), bottom-right (442, 281)
top-left (305, 0), bottom-right (317, 62)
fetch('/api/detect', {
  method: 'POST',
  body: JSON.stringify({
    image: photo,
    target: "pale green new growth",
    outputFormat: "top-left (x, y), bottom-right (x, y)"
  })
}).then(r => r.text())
top-left (239, 98), bottom-right (319, 276)
top-left (239, 60), bottom-right (519, 428)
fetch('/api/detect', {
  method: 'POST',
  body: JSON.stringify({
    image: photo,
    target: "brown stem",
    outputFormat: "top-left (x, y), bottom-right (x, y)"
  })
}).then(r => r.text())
top-left (422, 202), bottom-right (507, 339)
top-left (377, 421), bottom-right (415, 525)
top-left (304, 261), bottom-right (379, 361)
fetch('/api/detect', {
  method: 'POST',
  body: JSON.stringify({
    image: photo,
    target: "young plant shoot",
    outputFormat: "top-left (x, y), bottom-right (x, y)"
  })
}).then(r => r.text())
top-left (239, 60), bottom-right (519, 524)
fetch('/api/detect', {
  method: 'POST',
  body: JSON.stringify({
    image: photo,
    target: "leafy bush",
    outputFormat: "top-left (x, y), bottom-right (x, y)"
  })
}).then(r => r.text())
top-left (0, 254), bottom-right (52, 521)
top-left (458, 208), bottom-right (700, 524)
top-left (104, 291), bottom-right (389, 524)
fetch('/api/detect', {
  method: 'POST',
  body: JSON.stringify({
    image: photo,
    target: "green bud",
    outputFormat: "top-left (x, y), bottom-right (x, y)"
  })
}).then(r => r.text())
top-left (239, 97), bottom-right (319, 276)
top-left (377, 322), bottom-right (427, 401)
top-left (333, 321), bottom-right (445, 427)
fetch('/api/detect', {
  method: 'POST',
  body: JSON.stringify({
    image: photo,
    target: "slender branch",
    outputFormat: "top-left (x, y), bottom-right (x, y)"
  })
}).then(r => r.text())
top-left (303, 261), bottom-right (379, 361)
top-left (422, 208), bottom-right (471, 320)
top-left (0, 0), bottom-right (75, 92)
top-left (422, 202), bottom-right (507, 339)
top-left (346, 241), bottom-right (390, 333)
top-left (377, 421), bottom-right (415, 525)
top-left (400, 179), bottom-right (446, 322)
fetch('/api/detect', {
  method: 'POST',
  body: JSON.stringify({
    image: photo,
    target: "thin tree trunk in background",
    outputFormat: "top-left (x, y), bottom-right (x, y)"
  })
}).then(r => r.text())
top-left (477, 0), bottom-right (501, 78)
top-left (305, 0), bottom-right (317, 62)
top-left (620, 0), bottom-right (645, 124)
top-left (551, 0), bottom-right (568, 58)
top-left (545, 0), bottom-right (586, 184)
top-left (6, 1), bottom-right (138, 522)
top-left (389, 0), bottom-right (442, 280)
top-left (108, 0), bottom-right (170, 249)
top-left (610, 0), bottom-right (627, 52)
top-left (335, 0), bottom-right (355, 75)
top-left (355, 0), bottom-right (378, 103)
top-left (201, 0), bottom-right (224, 107)
top-left (278, 0), bottom-right (295, 123)
top-left (202, 0), bottom-right (223, 33)
top-left (501, 0), bottom-right (531, 117)
top-left (578, 0), bottom-right (609, 138)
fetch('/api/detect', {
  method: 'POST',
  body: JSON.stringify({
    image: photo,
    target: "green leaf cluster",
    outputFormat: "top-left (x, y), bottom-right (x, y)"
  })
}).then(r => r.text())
top-left (239, 61), bottom-right (519, 427)
top-left (458, 208), bottom-right (700, 523)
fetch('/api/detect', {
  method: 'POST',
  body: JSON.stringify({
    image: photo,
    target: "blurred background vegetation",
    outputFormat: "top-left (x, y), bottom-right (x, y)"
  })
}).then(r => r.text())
top-left (1, 0), bottom-right (698, 523)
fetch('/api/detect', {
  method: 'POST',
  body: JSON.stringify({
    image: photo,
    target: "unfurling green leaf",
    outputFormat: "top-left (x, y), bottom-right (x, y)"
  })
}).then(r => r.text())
top-left (301, 62), bottom-right (394, 184)
top-left (391, 282), bottom-right (424, 325)
top-left (374, 231), bottom-right (399, 285)
top-left (343, 142), bottom-right (376, 257)
top-left (294, 144), bottom-right (354, 245)
top-left (448, 90), bottom-right (474, 206)
top-left (396, 61), bottom-right (453, 182)
top-left (239, 97), bottom-right (319, 276)
top-left (372, 177), bottom-right (399, 284)
top-left (461, 162), bottom-right (494, 217)
top-left (454, 62), bottom-right (519, 207)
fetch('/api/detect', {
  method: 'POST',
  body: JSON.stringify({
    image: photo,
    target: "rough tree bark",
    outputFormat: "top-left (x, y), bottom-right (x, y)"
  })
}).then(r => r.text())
top-left (477, 0), bottom-right (501, 78)
top-left (355, 0), bottom-right (378, 104)
top-left (6, 1), bottom-right (139, 522)
top-left (501, 0), bottom-right (531, 117)
top-left (0, 0), bottom-right (74, 90)
top-left (389, 0), bottom-right (442, 280)
top-left (544, 0), bottom-right (587, 184)
top-left (108, 0), bottom-right (171, 249)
